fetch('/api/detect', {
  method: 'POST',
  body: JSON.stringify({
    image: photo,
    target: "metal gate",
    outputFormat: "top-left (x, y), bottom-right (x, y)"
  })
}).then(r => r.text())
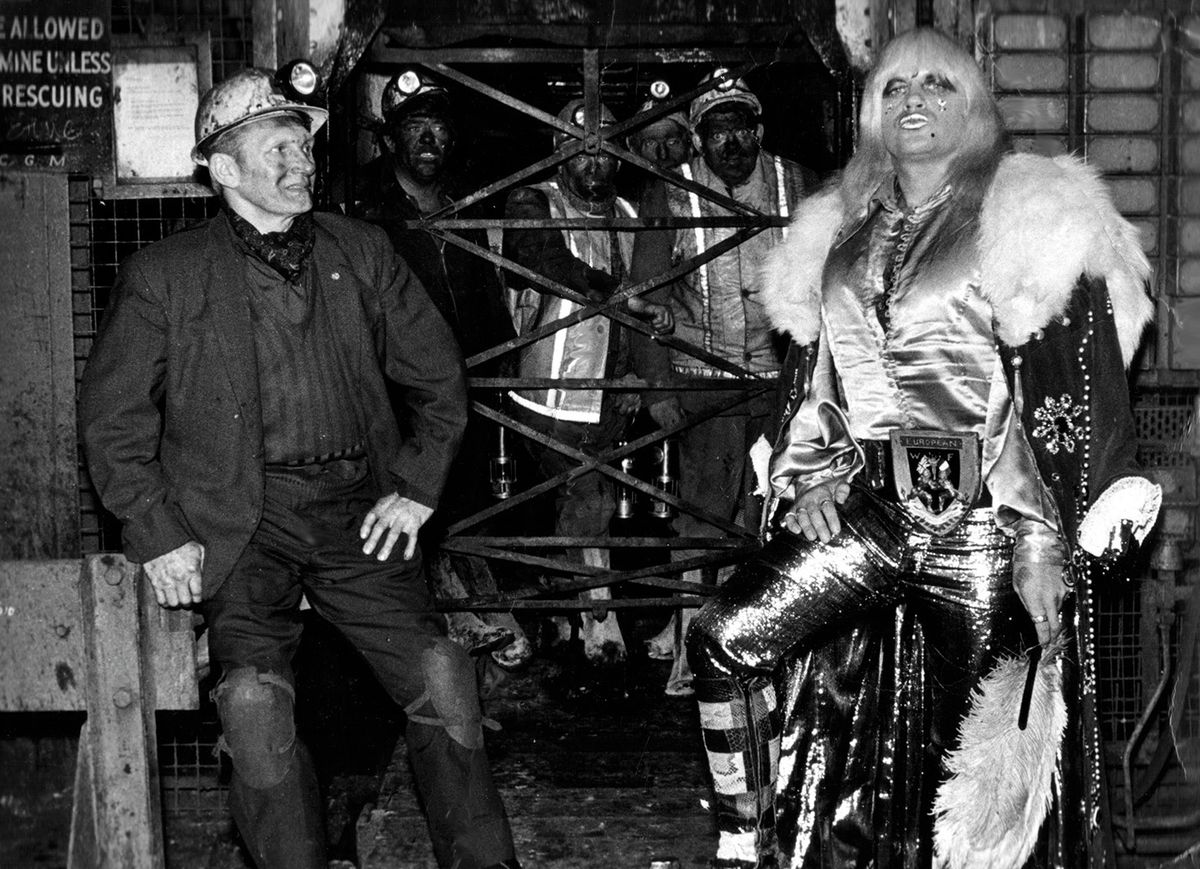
top-left (358, 6), bottom-right (852, 617)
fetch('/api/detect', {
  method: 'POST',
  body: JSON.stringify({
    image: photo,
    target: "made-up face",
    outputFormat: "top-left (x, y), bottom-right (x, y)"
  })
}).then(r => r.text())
top-left (220, 115), bottom-right (315, 229)
top-left (394, 111), bottom-right (453, 182)
top-left (698, 106), bottom-right (761, 186)
top-left (633, 118), bottom-right (689, 169)
top-left (879, 68), bottom-right (968, 168)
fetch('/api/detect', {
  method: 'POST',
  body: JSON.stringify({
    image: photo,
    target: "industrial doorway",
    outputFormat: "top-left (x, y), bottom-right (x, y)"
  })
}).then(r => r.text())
top-left (343, 4), bottom-right (853, 635)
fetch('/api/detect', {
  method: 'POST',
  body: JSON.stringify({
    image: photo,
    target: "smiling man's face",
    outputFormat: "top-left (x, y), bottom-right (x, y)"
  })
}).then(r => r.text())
top-left (218, 115), bottom-right (315, 230)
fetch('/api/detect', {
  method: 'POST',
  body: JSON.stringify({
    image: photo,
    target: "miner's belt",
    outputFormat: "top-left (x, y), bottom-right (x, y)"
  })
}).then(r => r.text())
top-left (859, 437), bottom-right (991, 509)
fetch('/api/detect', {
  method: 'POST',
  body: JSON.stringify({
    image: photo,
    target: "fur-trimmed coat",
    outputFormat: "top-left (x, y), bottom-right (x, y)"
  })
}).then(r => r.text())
top-left (760, 152), bottom-right (1156, 867)
top-left (761, 152), bottom-right (1153, 546)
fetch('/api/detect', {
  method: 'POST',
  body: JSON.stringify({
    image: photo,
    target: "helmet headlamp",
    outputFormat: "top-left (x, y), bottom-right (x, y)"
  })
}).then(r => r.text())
top-left (276, 60), bottom-right (319, 99)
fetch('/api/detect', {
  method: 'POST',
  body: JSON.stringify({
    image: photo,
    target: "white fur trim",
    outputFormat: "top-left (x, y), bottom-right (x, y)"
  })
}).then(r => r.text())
top-left (979, 153), bottom-right (1154, 366)
top-left (1078, 475), bottom-right (1162, 556)
top-left (760, 188), bottom-right (845, 346)
top-left (762, 155), bottom-right (1154, 366)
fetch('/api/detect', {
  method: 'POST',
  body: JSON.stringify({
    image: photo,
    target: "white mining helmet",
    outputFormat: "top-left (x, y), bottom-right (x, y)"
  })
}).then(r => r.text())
top-left (687, 68), bottom-right (762, 131)
top-left (192, 65), bottom-right (327, 165)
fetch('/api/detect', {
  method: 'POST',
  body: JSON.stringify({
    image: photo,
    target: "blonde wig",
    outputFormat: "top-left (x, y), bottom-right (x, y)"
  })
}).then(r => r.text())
top-left (841, 27), bottom-right (1010, 239)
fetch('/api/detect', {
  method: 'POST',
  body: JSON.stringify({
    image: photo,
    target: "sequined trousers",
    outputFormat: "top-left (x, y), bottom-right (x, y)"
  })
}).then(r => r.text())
top-left (687, 485), bottom-right (1029, 867)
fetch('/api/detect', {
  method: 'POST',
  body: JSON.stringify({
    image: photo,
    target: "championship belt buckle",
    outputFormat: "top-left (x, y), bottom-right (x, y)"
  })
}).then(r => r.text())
top-left (888, 429), bottom-right (982, 535)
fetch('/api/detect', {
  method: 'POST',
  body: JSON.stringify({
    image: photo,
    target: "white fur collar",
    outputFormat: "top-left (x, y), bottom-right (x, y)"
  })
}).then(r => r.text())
top-left (760, 153), bottom-right (1154, 366)
top-left (760, 187), bottom-right (844, 347)
top-left (979, 154), bottom-right (1152, 365)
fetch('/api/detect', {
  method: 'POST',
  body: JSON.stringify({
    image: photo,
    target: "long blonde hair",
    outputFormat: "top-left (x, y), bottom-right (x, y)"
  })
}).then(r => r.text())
top-left (840, 28), bottom-right (1010, 241)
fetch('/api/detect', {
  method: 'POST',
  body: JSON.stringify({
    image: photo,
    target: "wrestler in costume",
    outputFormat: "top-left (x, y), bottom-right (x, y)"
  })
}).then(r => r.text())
top-left (685, 28), bottom-right (1160, 868)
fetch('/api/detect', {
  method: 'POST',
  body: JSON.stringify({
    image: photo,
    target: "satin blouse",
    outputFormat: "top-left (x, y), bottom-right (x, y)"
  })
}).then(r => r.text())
top-left (771, 182), bottom-right (1064, 563)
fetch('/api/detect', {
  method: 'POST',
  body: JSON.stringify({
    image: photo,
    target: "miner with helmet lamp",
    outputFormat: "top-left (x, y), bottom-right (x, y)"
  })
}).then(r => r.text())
top-left (629, 67), bottom-right (819, 697)
top-left (500, 97), bottom-right (673, 667)
top-left (687, 67), bottom-right (767, 187)
top-left (191, 64), bottom-right (326, 166)
top-left (627, 79), bottom-right (692, 172)
top-left (80, 64), bottom-right (520, 869)
top-left (355, 68), bottom-right (514, 361)
top-left (354, 70), bottom-right (531, 666)
top-left (377, 69), bottom-right (456, 202)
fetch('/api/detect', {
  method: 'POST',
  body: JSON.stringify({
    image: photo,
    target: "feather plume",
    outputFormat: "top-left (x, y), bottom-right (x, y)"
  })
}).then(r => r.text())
top-left (933, 648), bottom-right (1067, 869)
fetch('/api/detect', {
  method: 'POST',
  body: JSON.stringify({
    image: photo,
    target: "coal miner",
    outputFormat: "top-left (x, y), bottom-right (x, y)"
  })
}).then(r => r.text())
top-left (354, 68), bottom-right (515, 379)
top-left (630, 70), bottom-right (818, 696)
top-left (79, 67), bottom-right (519, 869)
top-left (503, 98), bottom-right (673, 665)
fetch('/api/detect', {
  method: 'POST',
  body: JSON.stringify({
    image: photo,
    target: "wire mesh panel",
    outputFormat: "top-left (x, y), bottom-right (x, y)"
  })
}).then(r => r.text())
top-left (111, 0), bottom-right (252, 82)
top-left (1098, 583), bottom-right (1146, 744)
top-left (71, 178), bottom-right (219, 555)
top-left (157, 709), bottom-right (228, 817)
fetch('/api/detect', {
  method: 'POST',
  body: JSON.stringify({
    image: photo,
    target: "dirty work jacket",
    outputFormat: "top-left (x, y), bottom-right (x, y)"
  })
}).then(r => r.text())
top-left (353, 155), bottom-right (515, 368)
top-left (631, 150), bottom-right (816, 384)
top-left (504, 179), bottom-right (635, 424)
top-left (79, 210), bottom-right (467, 597)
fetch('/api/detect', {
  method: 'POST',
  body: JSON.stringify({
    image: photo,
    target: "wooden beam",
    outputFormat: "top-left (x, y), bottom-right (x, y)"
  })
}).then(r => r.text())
top-left (70, 554), bottom-right (165, 869)
top-left (0, 560), bottom-right (86, 711)
top-left (252, 0), bottom-right (277, 68)
top-left (0, 559), bottom-right (198, 712)
top-left (378, 22), bottom-right (811, 50)
top-left (0, 174), bottom-right (79, 558)
top-left (277, 0), bottom-right (310, 68)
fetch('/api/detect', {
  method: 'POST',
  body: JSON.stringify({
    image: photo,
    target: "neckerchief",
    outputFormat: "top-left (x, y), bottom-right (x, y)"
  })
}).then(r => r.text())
top-left (227, 209), bottom-right (315, 283)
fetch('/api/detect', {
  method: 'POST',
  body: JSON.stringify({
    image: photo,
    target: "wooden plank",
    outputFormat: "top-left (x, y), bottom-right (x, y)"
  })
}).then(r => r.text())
top-left (67, 726), bottom-right (97, 867)
top-left (0, 559), bottom-right (197, 711)
top-left (73, 553), bottom-right (165, 869)
top-left (0, 174), bottom-right (79, 558)
top-left (277, 0), bottom-right (309, 70)
top-left (140, 572), bottom-right (200, 712)
top-left (0, 560), bottom-right (86, 711)
top-left (251, 0), bottom-right (277, 67)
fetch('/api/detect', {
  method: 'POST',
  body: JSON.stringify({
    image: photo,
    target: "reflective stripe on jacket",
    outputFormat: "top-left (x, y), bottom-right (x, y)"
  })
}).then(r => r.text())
top-left (666, 151), bottom-right (810, 378)
top-left (509, 180), bottom-right (635, 422)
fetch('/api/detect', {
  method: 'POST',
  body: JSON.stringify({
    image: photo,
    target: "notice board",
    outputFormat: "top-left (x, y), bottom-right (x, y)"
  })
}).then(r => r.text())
top-left (0, 0), bottom-right (112, 174)
top-left (105, 32), bottom-right (211, 197)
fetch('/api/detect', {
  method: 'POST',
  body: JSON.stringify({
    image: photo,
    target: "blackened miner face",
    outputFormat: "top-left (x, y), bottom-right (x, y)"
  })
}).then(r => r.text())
top-left (395, 112), bottom-right (453, 182)
top-left (634, 118), bottom-right (689, 169)
top-left (560, 151), bottom-right (618, 209)
top-left (699, 107), bottom-right (759, 186)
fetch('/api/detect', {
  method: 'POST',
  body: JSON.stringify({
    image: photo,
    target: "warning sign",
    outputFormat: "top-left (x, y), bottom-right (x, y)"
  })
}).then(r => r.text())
top-left (0, 1), bottom-right (111, 173)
